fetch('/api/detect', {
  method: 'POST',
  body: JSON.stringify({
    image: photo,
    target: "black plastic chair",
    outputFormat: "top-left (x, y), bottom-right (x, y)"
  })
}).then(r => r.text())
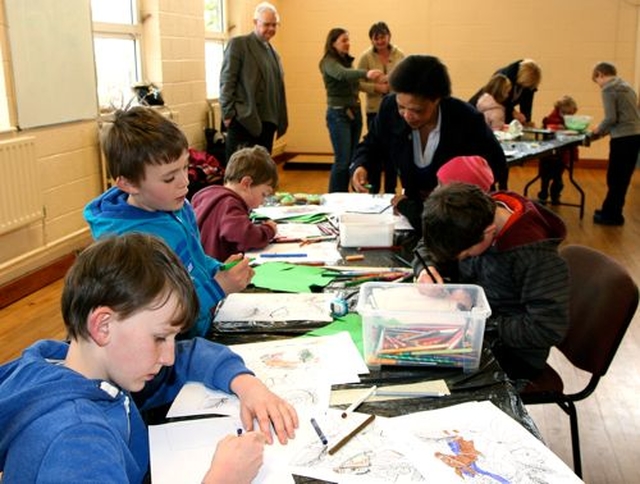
top-left (519, 244), bottom-right (639, 477)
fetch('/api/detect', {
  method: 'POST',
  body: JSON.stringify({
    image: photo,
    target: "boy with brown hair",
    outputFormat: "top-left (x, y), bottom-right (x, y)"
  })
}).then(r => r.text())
top-left (0, 233), bottom-right (298, 482)
top-left (84, 107), bottom-right (254, 337)
top-left (413, 183), bottom-right (570, 380)
top-left (192, 145), bottom-right (279, 261)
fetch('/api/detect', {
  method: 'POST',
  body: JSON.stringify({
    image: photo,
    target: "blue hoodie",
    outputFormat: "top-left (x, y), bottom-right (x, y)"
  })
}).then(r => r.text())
top-left (84, 187), bottom-right (225, 337)
top-left (0, 338), bottom-right (252, 482)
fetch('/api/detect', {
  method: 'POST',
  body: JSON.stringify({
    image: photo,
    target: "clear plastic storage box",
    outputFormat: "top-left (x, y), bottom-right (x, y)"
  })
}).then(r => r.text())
top-left (339, 213), bottom-right (394, 248)
top-left (356, 282), bottom-right (491, 372)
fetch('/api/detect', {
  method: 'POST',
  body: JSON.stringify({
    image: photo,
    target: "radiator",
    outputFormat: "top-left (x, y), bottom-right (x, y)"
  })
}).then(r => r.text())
top-left (0, 136), bottom-right (43, 235)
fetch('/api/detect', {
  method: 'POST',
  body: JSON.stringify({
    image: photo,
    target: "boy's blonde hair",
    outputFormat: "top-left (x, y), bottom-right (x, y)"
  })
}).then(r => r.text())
top-left (102, 107), bottom-right (188, 184)
top-left (517, 59), bottom-right (542, 89)
top-left (224, 145), bottom-right (278, 188)
top-left (483, 74), bottom-right (512, 104)
top-left (555, 95), bottom-right (578, 115)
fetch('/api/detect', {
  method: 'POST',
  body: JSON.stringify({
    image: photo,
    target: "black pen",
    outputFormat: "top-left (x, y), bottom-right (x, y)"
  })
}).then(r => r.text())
top-left (310, 417), bottom-right (328, 445)
top-left (413, 249), bottom-right (437, 283)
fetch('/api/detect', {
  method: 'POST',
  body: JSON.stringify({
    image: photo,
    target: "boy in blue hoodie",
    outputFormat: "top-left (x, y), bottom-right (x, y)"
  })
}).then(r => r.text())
top-left (84, 107), bottom-right (254, 337)
top-left (0, 233), bottom-right (298, 483)
top-left (412, 183), bottom-right (570, 381)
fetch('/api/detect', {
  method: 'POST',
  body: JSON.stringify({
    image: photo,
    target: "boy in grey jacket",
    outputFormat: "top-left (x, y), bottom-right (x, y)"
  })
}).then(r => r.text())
top-left (591, 61), bottom-right (640, 226)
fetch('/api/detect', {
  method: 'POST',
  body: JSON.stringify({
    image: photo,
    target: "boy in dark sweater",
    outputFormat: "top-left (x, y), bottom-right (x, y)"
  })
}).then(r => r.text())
top-left (413, 183), bottom-right (570, 380)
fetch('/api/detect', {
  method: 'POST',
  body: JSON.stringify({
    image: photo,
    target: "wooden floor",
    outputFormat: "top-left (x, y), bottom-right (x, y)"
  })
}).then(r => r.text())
top-left (2, 161), bottom-right (640, 483)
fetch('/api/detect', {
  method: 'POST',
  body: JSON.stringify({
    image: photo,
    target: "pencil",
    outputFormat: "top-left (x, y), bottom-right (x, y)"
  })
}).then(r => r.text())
top-left (328, 414), bottom-right (376, 455)
top-left (310, 417), bottom-right (328, 446)
top-left (341, 385), bottom-right (377, 418)
top-left (221, 259), bottom-right (243, 271)
top-left (413, 249), bottom-right (437, 283)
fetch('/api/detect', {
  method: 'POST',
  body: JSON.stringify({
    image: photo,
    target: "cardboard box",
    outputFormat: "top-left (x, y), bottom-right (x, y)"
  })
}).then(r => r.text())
top-left (356, 282), bottom-right (491, 372)
top-left (339, 213), bottom-right (394, 248)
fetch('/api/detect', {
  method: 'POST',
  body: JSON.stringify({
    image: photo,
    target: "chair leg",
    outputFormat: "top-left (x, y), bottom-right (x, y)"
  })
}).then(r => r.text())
top-left (556, 400), bottom-right (582, 478)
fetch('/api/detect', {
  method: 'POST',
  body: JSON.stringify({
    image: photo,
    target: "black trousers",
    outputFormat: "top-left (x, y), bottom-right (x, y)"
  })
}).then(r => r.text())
top-left (601, 134), bottom-right (640, 217)
top-left (225, 119), bottom-right (277, 162)
top-left (365, 112), bottom-right (398, 194)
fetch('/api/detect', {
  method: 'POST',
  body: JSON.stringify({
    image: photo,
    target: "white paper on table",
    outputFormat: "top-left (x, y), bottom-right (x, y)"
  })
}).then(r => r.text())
top-left (213, 292), bottom-right (334, 323)
top-left (252, 205), bottom-right (328, 221)
top-left (167, 334), bottom-right (366, 420)
top-left (166, 382), bottom-right (240, 419)
top-left (289, 408), bottom-right (426, 484)
top-left (248, 241), bottom-right (342, 264)
top-left (231, 332), bottom-right (368, 385)
top-left (321, 193), bottom-right (395, 215)
top-left (389, 401), bottom-right (584, 483)
top-left (149, 416), bottom-right (295, 484)
top-left (274, 222), bottom-right (324, 239)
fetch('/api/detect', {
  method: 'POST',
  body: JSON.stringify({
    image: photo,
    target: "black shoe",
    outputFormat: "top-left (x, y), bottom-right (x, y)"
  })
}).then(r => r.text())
top-left (593, 211), bottom-right (625, 226)
top-left (537, 191), bottom-right (548, 204)
top-left (551, 198), bottom-right (561, 206)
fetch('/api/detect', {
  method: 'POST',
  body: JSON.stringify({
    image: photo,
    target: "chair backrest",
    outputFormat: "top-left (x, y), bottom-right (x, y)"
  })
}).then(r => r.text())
top-left (558, 245), bottom-right (639, 376)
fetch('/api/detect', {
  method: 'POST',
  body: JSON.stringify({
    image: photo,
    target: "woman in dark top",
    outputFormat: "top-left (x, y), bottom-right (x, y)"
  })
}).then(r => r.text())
top-left (319, 28), bottom-right (382, 192)
top-left (350, 55), bottom-right (508, 233)
top-left (469, 59), bottom-right (542, 125)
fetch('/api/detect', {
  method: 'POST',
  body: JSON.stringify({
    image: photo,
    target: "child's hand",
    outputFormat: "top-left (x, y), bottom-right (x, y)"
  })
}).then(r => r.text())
top-left (231, 374), bottom-right (299, 445)
top-left (263, 219), bottom-right (278, 234)
top-left (202, 431), bottom-right (265, 484)
top-left (215, 257), bottom-right (254, 294)
top-left (416, 267), bottom-right (443, 284)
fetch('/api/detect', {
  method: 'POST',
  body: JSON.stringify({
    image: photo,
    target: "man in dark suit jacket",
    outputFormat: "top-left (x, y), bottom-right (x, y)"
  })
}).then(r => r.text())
top-left (219, 2), bottom-right (287, 161)
top-left (350, 55), bottom-right (508, 233)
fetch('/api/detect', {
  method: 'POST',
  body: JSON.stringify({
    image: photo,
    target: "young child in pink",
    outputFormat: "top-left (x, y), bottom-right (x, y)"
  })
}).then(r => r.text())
top-left (475, 74), bottom-right (512, 130)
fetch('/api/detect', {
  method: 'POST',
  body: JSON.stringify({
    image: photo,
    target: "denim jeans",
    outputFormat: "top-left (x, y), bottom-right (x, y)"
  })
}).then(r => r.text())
top-left (326, 107), bottom-right (362, 192)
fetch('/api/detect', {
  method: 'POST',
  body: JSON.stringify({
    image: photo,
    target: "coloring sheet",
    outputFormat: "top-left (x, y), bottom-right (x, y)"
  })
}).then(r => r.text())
top-left (390, 401), bottom-right (583, 483)
top-left (213, 292), bottom-right (333, 323)
top-left (289, 408), bottom-right (426, 484)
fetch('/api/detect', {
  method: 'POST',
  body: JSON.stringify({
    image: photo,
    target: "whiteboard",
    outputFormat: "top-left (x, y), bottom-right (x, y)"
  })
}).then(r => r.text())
top-left (5, 0), bottom-right (98, 128)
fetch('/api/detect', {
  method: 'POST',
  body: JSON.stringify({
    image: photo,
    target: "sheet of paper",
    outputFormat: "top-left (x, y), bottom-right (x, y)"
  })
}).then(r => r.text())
top-left (166, 382), bottom-right (240, 419)
top-left (231, 332), bottom-right (368, 385)
top-left (304, 313), bottom-right (364, 356)
top-left (149, 416), bottom-right (294, 484)
top-left (321, 192), bottom-right (395, 214)
top-left (390, 401), bottom-right (583, 483)
top-left (288, 408), bottom-right (426, 483)
top-left (251, 262), bottom-right (335, 293)
top-left (252, 204), bottom-right (328, 221)
top-left (248, 241), bottom-right (342, 265)
top-left (274, 222), bottom-right (323, 239)
top-left (213, 292), bottom-right (333, 323)
top-left (330, 380), bottom-right (450, 405)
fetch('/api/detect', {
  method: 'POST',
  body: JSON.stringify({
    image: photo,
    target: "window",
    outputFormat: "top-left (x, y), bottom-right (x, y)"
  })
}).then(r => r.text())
top-left (91, 0), bottom-right (142, 111)
top-left (204, 0), bottom-right (228, 100)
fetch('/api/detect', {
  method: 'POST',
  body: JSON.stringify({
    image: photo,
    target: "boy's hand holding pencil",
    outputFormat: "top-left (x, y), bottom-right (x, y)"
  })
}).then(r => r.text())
top-left (215, 254), bottom-right (254, 293)
top-left (414, 249), bottom-right (443, 284)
